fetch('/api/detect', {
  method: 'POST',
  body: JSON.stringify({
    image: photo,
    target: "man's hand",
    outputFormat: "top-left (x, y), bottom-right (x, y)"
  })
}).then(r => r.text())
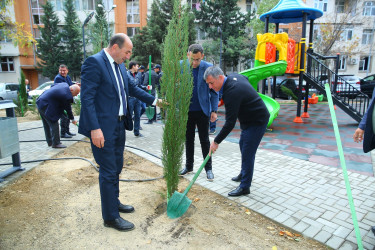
top-left (353, 128), bottom-right (364, 143)
top-left (91, 128), bottom-right (105, 148)
top-left (156, 99), bottom-right (168, 108)
top-left (209, 141), bottom-right (219, 155)
top-left (210, 112), bottom-right (217, 123)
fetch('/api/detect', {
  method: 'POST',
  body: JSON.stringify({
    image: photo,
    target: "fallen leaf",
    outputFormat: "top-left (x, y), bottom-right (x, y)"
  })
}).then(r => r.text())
top-left (267, 226), bottom-right (275, 230)
top-left (284, 231), bottom-right (294, 237)
top-left (295, 233), bottom-right (301, 237)
top-left (272, 246), bottom-right (277, 250)
top-left (294, 238), bottom-right (301, 242)
top-left (279, 231), bottom-right (285, 236)
top-left (193, 198), bottom-right (200, 202)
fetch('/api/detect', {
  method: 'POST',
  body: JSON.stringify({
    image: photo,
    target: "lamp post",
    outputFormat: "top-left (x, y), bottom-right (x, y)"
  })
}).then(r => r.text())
top-left (217, 26), bottom-right (223, 69)
top-left (82, 11), bottom-right (95, 60)
top-left (98, 3), bottom-right (116, 38)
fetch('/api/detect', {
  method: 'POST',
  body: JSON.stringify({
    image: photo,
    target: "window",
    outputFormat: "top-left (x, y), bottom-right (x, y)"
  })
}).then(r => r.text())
top-left (81, 0), bottom-right (102, 10)
top-left (127, 0), bottom-right (140, 24)
top-left (0, 57), bottom-right (15, 72)
top-left (362, 29), bottom-right (374, 45)
top-left (31, 0), bottom-right (46, 25)
top-left (246, 0), bottom-right (252, 13)
top-left (191, 0), bottom-right (201, 11)
top-left (363, 1), bottom-right (375, 16)
top-left (359, 56), bottom-right (370, 71)
top-left (338, 57), bottom-right (346, 70)
top-left (279, 28), bottom-right (289, 34)
top-left (127, 27), bottom-right (139, 38)
top-left (195, 26), bottom-right (206, 40)
top-left (336, 0), bottom-right (345, 13)
top-left (314, 0), bottom-right (328, 12)
top-left (340, 28), bottom-right (353, 41)
top-left (33, 28), bottom-right (41, 40)
top-left (0, 29), bottom-right (12, 43)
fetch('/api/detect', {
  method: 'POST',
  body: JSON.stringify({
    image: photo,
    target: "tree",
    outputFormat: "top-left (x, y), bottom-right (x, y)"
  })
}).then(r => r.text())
top-left (87, 0), bottom-right (109, 55)
top-left (18, 71), bottom-right (28, 111)
top-left (36, 1), bottom-right (62, 79)
top-left (132, 0), bottom-right (196, 66)
top-left (61, 0), bottom-right (82, 80)
top-left (161, 0), bottom-right (193, 199)
top-left (0, 0), bottom-right (36, 49)
top-left (194, 0), bottom-right (251, 72)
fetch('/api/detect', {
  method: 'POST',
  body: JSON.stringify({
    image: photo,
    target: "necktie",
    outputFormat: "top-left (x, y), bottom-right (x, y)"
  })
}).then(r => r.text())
top-left (113, 62), bottom-right (127, 115)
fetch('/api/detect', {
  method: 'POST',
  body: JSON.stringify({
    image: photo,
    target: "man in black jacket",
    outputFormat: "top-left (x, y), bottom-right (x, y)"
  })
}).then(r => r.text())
top-left (204, 66), bottom-right (269, 196)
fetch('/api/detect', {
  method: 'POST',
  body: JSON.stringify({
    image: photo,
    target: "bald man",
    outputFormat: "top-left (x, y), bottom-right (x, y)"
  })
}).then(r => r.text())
top-left (36, 83), bottom-right (79, 148)
top-left (79, 33), bottom-right (162, 232)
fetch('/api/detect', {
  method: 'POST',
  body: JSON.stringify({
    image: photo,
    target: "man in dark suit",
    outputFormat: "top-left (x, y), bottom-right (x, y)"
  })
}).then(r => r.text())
top-left (179, 44), bottom-right (219, 181)
top-left (353, 88), bottom-right (375, 236)
top-left (204, 66), bottom-right (270, 197)
top-left (79, 33), bottom-right (161, 232)
top-left (53, 64), bottom-right (76, 139)
top-left (36, 83), bottom-right (79, 148)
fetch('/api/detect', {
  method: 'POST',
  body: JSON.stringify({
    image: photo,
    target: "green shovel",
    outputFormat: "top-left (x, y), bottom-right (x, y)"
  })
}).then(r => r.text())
top-left (146, 55), bottom-right (155, 120)
top-left (167, 154), bottom-right (211, 219)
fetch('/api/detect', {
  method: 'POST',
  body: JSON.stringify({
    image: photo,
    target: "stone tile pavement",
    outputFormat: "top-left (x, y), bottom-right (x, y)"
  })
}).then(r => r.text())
top-left (1, 118), bottom-right (375, 249)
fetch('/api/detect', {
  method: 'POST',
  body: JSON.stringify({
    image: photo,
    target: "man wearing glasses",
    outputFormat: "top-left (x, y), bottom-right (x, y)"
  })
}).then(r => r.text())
top-left (179, 44), bottom-right (219, 181)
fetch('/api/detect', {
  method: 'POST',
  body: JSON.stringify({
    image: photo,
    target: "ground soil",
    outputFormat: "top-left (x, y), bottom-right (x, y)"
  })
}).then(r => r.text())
top-left (0, 139), bottom-right (328, 249)
top-left (0, 109), bottom-right (328, 249)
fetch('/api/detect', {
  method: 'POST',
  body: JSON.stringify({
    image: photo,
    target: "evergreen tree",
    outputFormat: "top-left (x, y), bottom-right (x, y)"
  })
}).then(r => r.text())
top-left (132, 0), bottom-right (196, 66)
top-left (37, 1), bottom-right (62, 79)
top-left (62, 0), bottom-right (82, 80)
top-left (161, 0), bottom-right (193, 199)
top-left (194, 0), bottom-right (251, 72)
top-left (19, 71), bottom-right (28, 111)
top-left (87, 0), bottom-right (109, 54)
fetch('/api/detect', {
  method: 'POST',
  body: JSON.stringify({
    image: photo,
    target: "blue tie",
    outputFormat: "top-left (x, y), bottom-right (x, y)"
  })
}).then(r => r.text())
top-left (113, 62), bottom-right (127, 116)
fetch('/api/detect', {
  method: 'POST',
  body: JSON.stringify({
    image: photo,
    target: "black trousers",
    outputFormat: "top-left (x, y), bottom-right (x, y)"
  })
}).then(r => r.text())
top-left (60, 113), bottom-right (70, 135)
top-left (38, 107), bottom-right (60, 146)
top-left (185, 110), bottom-right (212, 171)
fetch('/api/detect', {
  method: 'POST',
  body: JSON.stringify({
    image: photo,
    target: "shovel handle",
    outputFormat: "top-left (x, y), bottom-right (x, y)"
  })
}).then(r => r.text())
top-left (182, 154), bottom-right (211, 196)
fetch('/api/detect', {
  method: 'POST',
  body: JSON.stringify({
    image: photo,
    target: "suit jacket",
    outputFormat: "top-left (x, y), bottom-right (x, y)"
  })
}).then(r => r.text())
top-left (361, 88), bottom-right (375, 153)
top-left (53, 74), bottom-right (73, 86)
top-left (180, 59), bottom-right (219, 117)
top-left (78, 50), bottom-right (155, 140)
top-left (36, 82), bottom-right (74, 122)
top-left (214, 74), bottom-right (269, 144)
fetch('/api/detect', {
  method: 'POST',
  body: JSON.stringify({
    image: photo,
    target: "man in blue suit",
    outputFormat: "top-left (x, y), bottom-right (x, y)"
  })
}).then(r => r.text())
top-left (179, 44), bottom-right (219, 181)
top-left (79, 34), bottom-right (161, 232)
top-left (36, 83), bottom-right (79, 148)
top-left (53, 64), bottom-right (76, 139)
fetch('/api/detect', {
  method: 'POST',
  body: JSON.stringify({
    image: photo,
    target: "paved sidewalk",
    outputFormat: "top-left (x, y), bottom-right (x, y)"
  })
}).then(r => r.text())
top-left (1, 119), bottom-right (375, 249)
top-left (128, 121), bottom-right (375, 250)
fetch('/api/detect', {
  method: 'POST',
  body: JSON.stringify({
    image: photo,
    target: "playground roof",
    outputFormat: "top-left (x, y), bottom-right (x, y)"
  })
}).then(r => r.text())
top-left (259, 0), bottom-right (323, 24)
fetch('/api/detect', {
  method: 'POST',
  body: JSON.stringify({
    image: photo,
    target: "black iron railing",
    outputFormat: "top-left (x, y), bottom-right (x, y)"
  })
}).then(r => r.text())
top-left (304, 52), bottom-right (370, 122)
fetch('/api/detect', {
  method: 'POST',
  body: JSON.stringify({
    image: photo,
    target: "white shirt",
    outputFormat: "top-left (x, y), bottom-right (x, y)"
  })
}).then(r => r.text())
top-left (103, 49), bottom-right (126, 116)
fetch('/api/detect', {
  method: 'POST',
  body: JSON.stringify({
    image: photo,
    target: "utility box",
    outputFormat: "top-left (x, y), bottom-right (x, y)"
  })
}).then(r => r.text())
top-left (0, 117), bottom-right (20, 158)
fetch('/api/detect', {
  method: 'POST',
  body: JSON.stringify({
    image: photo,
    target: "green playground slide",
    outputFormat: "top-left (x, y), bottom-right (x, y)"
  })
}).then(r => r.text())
top-left (239, 60), bottom-right (287, 127)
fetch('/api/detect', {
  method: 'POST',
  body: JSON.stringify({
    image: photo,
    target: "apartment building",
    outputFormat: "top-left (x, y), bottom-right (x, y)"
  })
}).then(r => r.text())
top-left (0, 0), bottom-right (149, 89)
top-left (307, 0), bottom-right (375, 78)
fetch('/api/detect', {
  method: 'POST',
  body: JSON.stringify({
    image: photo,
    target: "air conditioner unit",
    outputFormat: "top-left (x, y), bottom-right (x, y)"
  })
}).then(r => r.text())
top-left (349, 58), bottom-right (358, 65)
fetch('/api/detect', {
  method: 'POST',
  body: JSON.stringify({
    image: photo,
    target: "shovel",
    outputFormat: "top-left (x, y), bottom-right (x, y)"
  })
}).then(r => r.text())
top-left (167, 154), bottom-right (211, 219)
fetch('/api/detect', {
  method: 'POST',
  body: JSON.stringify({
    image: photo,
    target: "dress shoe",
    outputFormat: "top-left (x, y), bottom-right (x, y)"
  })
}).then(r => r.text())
top-left (179, 167), bottom-right (193, 176)
top-left (134, 133), bottom-right (143, 137)
top-left (52, 143), bottom-right (67, 149)
top-left (209, 129), bottom-right (216, 135)
top-left (67, 132), bottom-right (76, 136)
top-left (372, 226), bottom-right (375, 237)
top-left (228, 186), bottom-right (250, 197)
top-left (206, 170), bottom-right (214, 181)
top-left (118, 203), bottom-right (135, 213)
top-left (48, 143), bottom-right (52, 147)
top-left (61, 133), bottom-right (72, 138)
top-left (231, 173), bottom-right (242, 182)
top-left (144, 120), bottom-right (153, 124)
top-left (104, 217), bottom-right (135, 232)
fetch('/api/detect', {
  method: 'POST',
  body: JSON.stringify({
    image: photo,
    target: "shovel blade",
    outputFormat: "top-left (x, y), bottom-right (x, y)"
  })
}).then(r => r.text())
top-left (167, 191), bottom-right (192, 219)
top-left (146, 106), bottom-right (155, 120)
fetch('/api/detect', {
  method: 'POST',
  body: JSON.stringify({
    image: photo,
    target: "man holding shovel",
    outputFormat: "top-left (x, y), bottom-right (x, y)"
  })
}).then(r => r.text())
top-left (204, 66), bottom-right (269, 196)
